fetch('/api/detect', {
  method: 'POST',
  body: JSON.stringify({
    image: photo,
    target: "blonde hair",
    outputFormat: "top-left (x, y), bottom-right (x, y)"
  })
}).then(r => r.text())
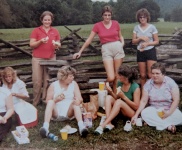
top-left (2, 67), bottom-right (17, 85)
top-left (57, 66), bottom-right (76, 81)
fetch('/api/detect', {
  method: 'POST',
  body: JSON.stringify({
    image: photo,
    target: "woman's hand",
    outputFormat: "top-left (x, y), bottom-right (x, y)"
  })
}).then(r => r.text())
top-left (54, 93), bottom-right (65, 103)
top-left (162, 110), bottom-right (171, 119)
top-left (73, 97), bottom-right (81, 106)
top-left (139, 36), bottom-right (149, 42)
top-left (117, 90), bottom-right (126, 100)
top-left (131, 115), bottom-right (138, 125)
top-left (0, 116), bottom-right (7, 124)
top-left (105, 82), bottom-right (112, 93)
top-left (73, 52), bottom-right (81, 59)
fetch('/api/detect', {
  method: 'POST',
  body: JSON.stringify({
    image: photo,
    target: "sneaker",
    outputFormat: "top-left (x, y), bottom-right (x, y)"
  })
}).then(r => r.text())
top-left (124, 121), bottom-right (132, 132)
top-left (94, 126), bottom-right (103, 135)
top-left (39, 127), bottom-right (49, 138)
top-left (136, 117), bottom-right (142, 127)
top-left (79, 128), bottom-right (88, 138)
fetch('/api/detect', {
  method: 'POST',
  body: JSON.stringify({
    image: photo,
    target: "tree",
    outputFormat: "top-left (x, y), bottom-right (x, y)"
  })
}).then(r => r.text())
top-left (137, 0), bottom-right (160, 22)
top-left (171, 7), bottom-right (182, 22)
top-left (115, 0), bottom-right (139, 23)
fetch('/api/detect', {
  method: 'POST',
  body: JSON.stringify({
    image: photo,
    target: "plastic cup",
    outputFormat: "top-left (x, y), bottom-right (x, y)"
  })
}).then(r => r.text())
top-left (157, 108), bottom-right (164, 118)
top-left (99, 82), bottom-right (105, 91)
top-left (60, 129), bottom-right (68, 140)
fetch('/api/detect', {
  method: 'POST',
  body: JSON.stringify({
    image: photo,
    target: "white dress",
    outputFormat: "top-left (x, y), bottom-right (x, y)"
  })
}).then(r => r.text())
top-left (3, 78), bottom-right (37, 124)
top-left (53, 80), bottom-right (75, 120)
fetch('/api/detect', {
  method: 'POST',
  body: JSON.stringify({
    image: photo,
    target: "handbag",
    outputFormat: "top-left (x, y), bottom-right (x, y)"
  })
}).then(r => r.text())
top-left (82, 94), bottom-right (99, 120)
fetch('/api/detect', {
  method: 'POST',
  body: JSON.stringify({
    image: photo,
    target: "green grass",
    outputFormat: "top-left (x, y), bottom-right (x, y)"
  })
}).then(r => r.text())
top-left (1, 104), bottom-right (182, 149)
top-left (0, 22), bottom-right (182, 41)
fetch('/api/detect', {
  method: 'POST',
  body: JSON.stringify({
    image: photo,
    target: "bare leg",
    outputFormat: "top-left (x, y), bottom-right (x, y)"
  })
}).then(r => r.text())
top-left (101, 99), bottom-right (135, 128)
top-left (44, 100), bottom-right (58, 123)
top-left (138, 62), bottom-right (147, 89)
top-left (147, 60), bottom-right (157, 79)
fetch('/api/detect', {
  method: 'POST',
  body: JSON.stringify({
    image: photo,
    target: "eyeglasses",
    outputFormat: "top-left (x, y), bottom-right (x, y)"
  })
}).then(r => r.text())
top-left (139, 16), bottom-right (146, 19)
top-left (103, 14), bottom-right (111, 17)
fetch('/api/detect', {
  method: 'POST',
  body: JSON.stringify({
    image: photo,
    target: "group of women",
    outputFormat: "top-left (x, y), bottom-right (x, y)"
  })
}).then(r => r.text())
top-left (0, 5), bottom-right (182, 142)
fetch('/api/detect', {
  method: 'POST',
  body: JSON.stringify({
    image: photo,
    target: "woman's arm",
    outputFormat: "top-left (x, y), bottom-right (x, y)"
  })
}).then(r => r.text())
top-left (132, 33), bottom-right (150, 45)
top-left (3, 94), bottom-right (14, 124)
top-left (73, 31), bottom-right (96, 59)
top-left (118, 87), bottom-right (141, 110)
top-left (163, 86), bottom-right (180, 119)
top-left (118, 31), bottom-right (125, 47)
top-left (73, 81), bottom-right (83, 105)
top-left (131, 89), bottom-right (149, 121)
top-left (30, 38), bottom-right (48, 49)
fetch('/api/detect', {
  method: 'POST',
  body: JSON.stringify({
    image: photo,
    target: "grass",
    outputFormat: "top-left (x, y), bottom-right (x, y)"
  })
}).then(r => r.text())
top-left (1, 103), bottom-right (182, 149)
top-left (0, 22), bottom-right (182, 40)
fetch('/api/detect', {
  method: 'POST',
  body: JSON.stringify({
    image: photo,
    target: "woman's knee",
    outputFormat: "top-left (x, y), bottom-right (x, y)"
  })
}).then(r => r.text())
top-left (105, 95), bottom-right (114, 105)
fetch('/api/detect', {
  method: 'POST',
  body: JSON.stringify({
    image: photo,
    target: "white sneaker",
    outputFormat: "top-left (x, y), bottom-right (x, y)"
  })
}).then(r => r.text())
top-left (136, 117), bottom-right (142, 127)
top-left (124, 121), bottom-right (132, 132)
top-left (99, 116), bottom-right (106, 126)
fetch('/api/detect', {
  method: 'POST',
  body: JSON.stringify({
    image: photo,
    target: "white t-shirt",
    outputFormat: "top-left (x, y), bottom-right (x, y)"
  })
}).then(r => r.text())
top-left (133, 24), bottom-right (158, 51)
top-left (0, 87), bottom-right (11, 113)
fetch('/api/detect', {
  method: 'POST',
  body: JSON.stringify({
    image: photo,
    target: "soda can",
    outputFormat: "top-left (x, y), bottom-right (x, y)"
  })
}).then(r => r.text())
top-left (48, 133), bottom-right (58, 141)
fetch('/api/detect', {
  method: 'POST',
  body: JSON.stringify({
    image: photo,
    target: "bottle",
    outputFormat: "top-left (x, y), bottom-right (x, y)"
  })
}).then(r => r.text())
top-left (47, 133), bottom-right (58, 141)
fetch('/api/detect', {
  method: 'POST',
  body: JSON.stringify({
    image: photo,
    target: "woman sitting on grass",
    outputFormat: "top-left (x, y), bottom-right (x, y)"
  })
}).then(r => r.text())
top-left (2, 67), bottom-right (37, 127)
top-left (0, 71), bottom-right (14, 142)
top-left (131, 63), bottom-right (182, 133)
top-left (94, 65), bottom-right (141, 135)
top-left (39, 66), bottom-right (88, 138)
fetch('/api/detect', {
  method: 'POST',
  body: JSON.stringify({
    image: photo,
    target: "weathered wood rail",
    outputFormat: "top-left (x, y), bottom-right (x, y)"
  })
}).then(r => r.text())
top-left (1, 27), bottom-right (182, 100)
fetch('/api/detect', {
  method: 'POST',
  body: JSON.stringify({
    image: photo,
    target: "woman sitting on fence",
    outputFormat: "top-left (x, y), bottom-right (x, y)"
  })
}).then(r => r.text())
top-left (0, 71), bottom-right (14, 142)
top-left (94, 65), bottom-right (141, 135)
top-left (73, 5), bottom-right (125, 93)
top-left (2, 67), bottom-right (37, 128)
top-left (131, 63), bottom-right (182, 133)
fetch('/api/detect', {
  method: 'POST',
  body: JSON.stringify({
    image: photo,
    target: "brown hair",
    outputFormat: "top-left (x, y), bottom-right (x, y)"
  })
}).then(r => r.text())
top-left (57, 66), bottom-right (76, 81)
top-left (151, 63), bottom-right (166, 75)
top-left (2, 67), bottom-right (17, 85)
top-left (118, 65), bottom-right (139, 83)
top-left (102, 5), bottom-right (113, 16)
top-left (40, 11), bottom-right (54, 21)
top-left (136, 8), bottom-right (151, 23)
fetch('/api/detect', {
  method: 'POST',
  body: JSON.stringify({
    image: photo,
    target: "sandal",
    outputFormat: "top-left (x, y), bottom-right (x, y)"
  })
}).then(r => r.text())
top-left (103, 124), bottom-right (114, 132)
top-left (167, 125), bottom-right (176, 134)
top-left (94, 126), bottom-right (103, 135)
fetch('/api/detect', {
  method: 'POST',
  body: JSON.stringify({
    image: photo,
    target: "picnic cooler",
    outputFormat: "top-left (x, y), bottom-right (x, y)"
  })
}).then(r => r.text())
top-left (16, 111), bottom-right (38, 128)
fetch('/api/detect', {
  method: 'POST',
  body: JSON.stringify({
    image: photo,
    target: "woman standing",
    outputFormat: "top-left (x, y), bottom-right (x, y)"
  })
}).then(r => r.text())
top-left (73, 5), bottom-right (125, 92)
top-left (2, 67), bottom-right (37, 127)
top-left (94, 65), bottom-right (141, 135)
top-left (0, 72), bottom-right (14, 142)
top-left (132, 8), bottom-right (159, 88)
top-left (30, 11), bottom-right (61, 106)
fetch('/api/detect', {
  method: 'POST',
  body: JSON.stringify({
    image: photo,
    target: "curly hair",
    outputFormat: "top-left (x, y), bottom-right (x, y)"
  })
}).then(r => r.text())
top-left (136, 8), bottom-right (151, 23)
top-left (118, 65), bottom-right (139, 83)
top-left (2, 67), bottom-right (17, 85)
top-left (57, 66), bottom-right (76, 81)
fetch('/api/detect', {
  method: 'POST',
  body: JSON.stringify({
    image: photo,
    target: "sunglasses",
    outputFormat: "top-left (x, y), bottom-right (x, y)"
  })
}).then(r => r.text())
top-left (139, 16), bottom-right (146, 19)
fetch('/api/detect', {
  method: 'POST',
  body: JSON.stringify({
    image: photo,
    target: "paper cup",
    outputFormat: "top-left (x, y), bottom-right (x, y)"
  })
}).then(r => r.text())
top-left (99, 82), bottom-right (105, 91)
top-left (60, 129), bottom-right (68, 140)
top-left (157, 108), bottom-right (164, 118)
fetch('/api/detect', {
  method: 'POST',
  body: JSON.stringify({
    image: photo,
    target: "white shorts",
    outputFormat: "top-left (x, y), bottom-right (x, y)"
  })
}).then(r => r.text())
top-left (101, 41), bottom-right (125, 60)
top-left (54, 100), bottom-right (74, 121)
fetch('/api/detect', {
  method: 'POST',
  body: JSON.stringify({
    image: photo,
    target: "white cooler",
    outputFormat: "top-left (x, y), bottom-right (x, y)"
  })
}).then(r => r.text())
top-left (90, 89), bottom-right (108, 108)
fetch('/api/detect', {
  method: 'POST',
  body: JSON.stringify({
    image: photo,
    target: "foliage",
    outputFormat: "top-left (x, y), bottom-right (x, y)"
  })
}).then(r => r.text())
top-left (171, 7), bottom-right (182, 22)
top-left (137, 0), bottom-right (160, 22)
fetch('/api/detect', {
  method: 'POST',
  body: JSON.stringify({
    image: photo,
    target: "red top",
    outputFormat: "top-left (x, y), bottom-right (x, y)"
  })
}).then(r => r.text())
top-left (30, 26), bottom-right (61, 58)
top-left (92, 20), bottom-right (120, 44)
